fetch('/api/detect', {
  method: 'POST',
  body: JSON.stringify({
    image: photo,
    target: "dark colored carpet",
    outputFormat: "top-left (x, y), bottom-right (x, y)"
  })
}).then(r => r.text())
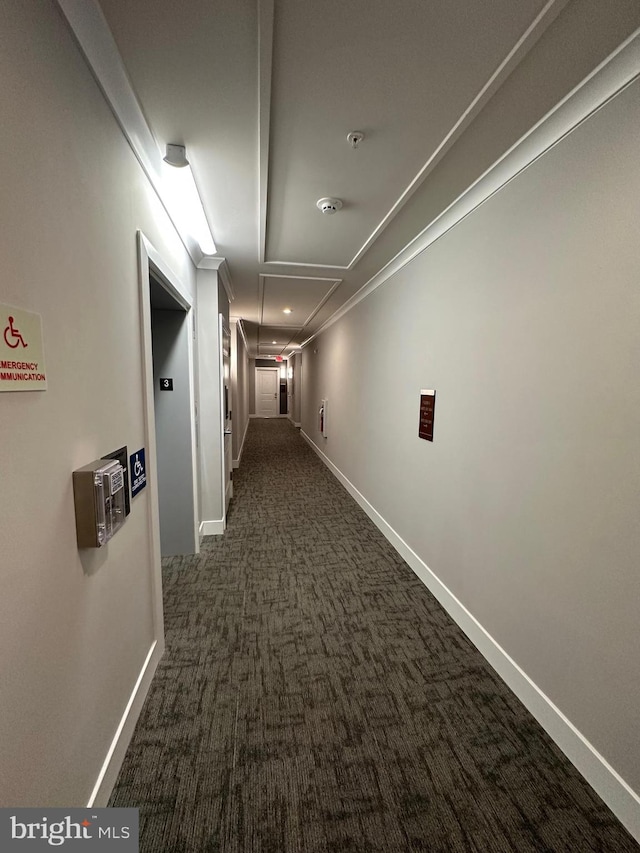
top-left (110, 419), bottom-right (639, 852)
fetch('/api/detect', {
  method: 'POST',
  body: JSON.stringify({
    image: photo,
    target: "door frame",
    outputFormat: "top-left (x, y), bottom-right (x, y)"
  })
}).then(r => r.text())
top-left (137, 231), bottom-right (199, 610)
top-left (219, 314), bottom-right (233, 520)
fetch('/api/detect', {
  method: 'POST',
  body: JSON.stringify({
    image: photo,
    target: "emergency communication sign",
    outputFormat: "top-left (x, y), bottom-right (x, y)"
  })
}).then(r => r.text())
top-left (129, 448), bottom-right (147, 497)
top-left (0, 303), bottom-right (47, 392)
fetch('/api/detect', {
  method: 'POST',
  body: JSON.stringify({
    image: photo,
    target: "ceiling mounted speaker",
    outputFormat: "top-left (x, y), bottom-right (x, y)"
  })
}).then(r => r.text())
top-left (316, 197), bottom-right (343, 214)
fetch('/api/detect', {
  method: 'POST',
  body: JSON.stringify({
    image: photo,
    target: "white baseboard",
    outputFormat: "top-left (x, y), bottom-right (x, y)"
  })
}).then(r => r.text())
top-left (233, 417), bottom-right (250, 469)
top-left (199, 519), bottom-right (225, 536)
top-left (251, 414), bottom-right (288, 419)
top-left (87, 640), bottom-right (163, 807)
top-left (288, 416), bottom-right (301, 428)
top-left (301, 429), bottom-right (640, 843)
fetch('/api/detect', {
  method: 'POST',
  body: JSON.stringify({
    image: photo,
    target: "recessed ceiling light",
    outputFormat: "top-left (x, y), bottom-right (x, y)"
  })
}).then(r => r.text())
top-left (283, 308), bottom-right (292, 314)
top-left (272, 340), bottom-right (277, 344)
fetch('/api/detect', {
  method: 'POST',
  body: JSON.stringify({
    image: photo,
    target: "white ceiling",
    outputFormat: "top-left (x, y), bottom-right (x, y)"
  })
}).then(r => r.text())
top-left (265, 0), bottom-right (548, 268)
top-left (92, 0), bottom-right (640, 357)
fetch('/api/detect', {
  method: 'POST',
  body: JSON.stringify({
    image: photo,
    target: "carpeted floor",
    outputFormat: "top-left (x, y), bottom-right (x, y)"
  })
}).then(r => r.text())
top-left (110, 419), bottom-right (639, 852)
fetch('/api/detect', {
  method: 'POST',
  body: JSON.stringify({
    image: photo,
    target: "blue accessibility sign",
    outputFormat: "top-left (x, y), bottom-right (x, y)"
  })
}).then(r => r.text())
top-left (129, 448), bottom-right (147, 497)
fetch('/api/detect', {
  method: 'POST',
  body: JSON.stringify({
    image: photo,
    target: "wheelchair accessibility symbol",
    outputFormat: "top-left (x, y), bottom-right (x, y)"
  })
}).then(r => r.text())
top-left (4, 316), bottom-right (28, 349)
top-left (130, 448), bottom-right (147, 497)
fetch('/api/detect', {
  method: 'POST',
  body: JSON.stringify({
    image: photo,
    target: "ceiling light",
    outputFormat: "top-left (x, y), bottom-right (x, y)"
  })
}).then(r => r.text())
top-left (283, 308), bottom-right (292, 314)
top-left (316, 197), bottom-right (343, 215)
top-left (162, 144), bottom-right (216, 255)
top-left (272, 340), bottom-right (277, 344)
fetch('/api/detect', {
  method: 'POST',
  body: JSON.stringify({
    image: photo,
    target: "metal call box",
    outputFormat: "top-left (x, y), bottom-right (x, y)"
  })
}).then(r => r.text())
top-left (73, 458), bottom-right (127, 548)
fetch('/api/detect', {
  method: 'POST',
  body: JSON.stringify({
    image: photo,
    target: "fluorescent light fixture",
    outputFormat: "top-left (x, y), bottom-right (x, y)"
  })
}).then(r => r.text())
top-left (162, 145), bottom-right (216, 255)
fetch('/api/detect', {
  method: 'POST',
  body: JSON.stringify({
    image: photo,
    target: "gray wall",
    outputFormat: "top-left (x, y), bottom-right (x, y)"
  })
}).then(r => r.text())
top-left (248, 358), bottom-right (256, 414)
top-left (301, 77), bottom-right (640, 798)
top-left (289, 353), bottom-right (302, 425)
top-left (151, 308), bottom-right (197, 555)
top-left (231, 321), bottom-right (251, 464)
top-left (218, 279), bottom-right (230, 325)
top-left (197, 269), bottom-right (224, 529)
top-left (0, 0), bottom-right (197, 805)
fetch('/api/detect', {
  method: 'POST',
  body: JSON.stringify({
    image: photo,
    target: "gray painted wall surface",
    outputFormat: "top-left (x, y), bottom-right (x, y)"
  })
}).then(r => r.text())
top-left (231, 321), bottom-right (250, 463)
top-left (289, 353), bottom-right (302, 424)
top-left (151, 308), bottom-right (196, 555)
top-left (197, 269), bottom-right (223, 526)
top-left (0, 0), bottom-right (197, 805)
top-left (218, 279), bottom-right (230, 325)
top-left (248, 359), bottom-right (256, 414)
top-left (301, 79), bottom-right (640, 794)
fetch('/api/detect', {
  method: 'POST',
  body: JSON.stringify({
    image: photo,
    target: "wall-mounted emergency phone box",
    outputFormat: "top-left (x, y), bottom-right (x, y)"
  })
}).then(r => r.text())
top-left (73, 458), bottom-right (126, 548)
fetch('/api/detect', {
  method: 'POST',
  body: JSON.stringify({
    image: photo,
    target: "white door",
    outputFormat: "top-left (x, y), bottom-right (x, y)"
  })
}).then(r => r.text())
top-left (256, 367), bottom-right (279, 417)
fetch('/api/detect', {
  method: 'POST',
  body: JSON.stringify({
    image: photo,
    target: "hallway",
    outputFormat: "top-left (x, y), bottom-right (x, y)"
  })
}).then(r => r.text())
top-left (109, 420), bottom-right (638, 852)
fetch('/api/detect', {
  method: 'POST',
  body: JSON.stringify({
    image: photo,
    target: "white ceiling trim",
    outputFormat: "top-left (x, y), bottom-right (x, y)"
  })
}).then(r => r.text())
top-left (263, 260), bottom-right (350, 270)
top-left (300, 279), bottom-right (341, 328)
top-left (259, 273), bottom-right (342, 329)
top-left (260, 273), bottom-right (343, 282)
top-left (219, 264), bottom-right (235, 304)
top-left (262, 0), bottom-right (567, 271)
top-left (301, 28), bottom-right (640, 350)
top-left (257, 324), bottom-right (301, 354)
top-left (261, 326), bottom-right (304, 333)
top-left (258, 0), bottom-right (274, 265)
top-left (343, 0), bottom-right (569, 271)
top-left (198, 257), bottom-right (235, 303)
top-left (235, 318), bottom-right (249, 353)
top-left (55, 0), bottom-right (230, 278)
top-left (257, 343), bottom-right (298, 353)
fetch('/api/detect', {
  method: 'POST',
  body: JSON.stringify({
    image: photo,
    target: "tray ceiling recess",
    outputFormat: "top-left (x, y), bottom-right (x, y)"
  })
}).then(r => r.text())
top-left (257, 273), bottom-right (342, 355)
top-left (260, 0), bottom-right (559, 270)
top-left (65, 0), bottom-right (580, 335)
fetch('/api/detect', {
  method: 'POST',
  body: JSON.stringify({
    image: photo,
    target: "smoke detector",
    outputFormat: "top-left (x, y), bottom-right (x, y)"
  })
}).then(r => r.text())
top-left (347, 131), bottom-right (364, 149)
top-left (316, 197), bottom-right (343, 215)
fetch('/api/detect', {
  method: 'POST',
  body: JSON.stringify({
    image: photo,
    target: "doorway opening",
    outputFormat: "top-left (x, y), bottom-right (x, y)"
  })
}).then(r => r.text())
top-left (137, 232), bottom-right (199, 570)
top-left (149, 272), bottom-right (198, 556)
